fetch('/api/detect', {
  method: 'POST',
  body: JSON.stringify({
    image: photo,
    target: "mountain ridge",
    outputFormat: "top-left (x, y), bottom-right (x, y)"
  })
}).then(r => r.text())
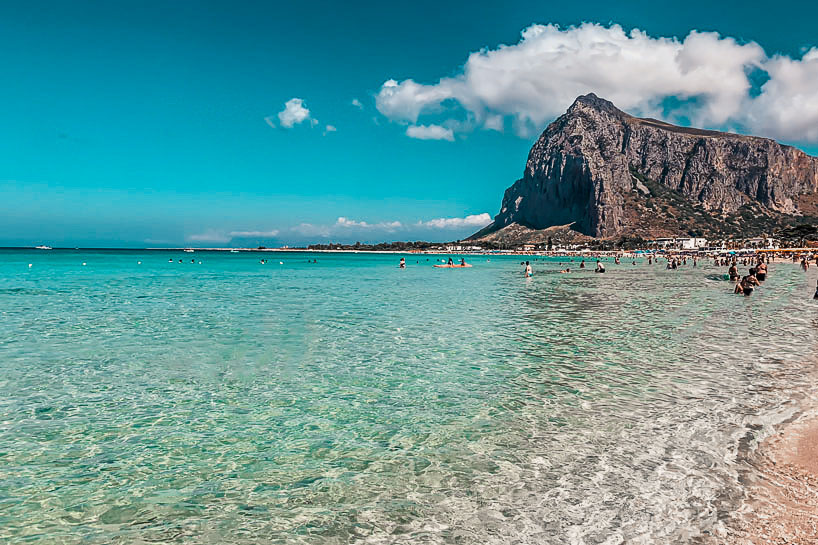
top-left (471, 93), bottom-right (818, 242)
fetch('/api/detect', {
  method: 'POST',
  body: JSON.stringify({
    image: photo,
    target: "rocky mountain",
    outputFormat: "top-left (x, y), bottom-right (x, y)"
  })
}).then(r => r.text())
top-left (471, 94), bottom-right (818, 242)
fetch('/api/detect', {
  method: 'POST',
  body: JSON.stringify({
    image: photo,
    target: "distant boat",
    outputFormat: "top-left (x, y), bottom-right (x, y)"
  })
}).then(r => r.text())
top-left (183, 249), bottom-right (194, 253)
top-left (35, 245), bottom-right (52, 250)
top-left (229, 249), bottom-right (239, 253)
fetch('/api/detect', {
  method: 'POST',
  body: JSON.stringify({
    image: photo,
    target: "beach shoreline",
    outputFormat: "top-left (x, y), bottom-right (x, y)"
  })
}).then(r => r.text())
top-left (710, 408), bottom-right (818, 544)
top-left (707, 267), bottom-right (818, 545)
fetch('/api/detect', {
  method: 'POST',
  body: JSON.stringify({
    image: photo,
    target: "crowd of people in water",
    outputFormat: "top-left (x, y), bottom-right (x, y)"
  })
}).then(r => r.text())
top-left (160, 248), bottom-right (817, 299)
top-left (166, 248), bottom-right (818, 300)
top-left (410, 250), bottom-right (818, 299)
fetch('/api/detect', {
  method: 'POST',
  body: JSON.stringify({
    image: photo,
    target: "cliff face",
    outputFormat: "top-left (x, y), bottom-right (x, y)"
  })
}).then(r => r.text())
top-left (480, 94), bottom-right (818, 239)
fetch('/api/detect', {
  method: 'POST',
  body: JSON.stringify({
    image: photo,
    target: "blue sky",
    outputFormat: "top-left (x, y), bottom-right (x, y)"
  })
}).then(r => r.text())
top-left (2, 0), bottom-right (818, 247)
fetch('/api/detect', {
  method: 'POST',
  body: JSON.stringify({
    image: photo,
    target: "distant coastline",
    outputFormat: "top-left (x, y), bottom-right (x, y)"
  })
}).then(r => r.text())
top-left (6, 245), bottom-right (815, 256)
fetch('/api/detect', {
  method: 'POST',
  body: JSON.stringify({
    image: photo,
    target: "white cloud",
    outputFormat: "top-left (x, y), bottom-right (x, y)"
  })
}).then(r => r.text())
top-left (323, 124), bottom-right (337, 135)
top-left (186, 229), bottom-right (280, 244)
top-left (483, 114), bottom-right (504, 132)
top-left (746, 48), bottom-right (818, 142)
top-left (375, 23), bottom-right (818, 139)
top-left (406, 124), bottom-right (455, 141)
top-left (377, 79), bottom-right (455, 124)
top-left (417, 213), bottom-right (492, 229)
top-left (351, 98), bottom-right (363, 109)
top-left (290, 223), bottom-right (331, 238)
top-left (276, 98), bottom-right (316, 128)
top-left (335, 217), bottom-right (403, 231)
top-left (187, 215), bottom-right (493, 245)
top-left (285, 213), bottom-right (492, 241)
top-left (229, 230), bottom-right (280, 238)
top-left (186, 229), bottom-right (231, 243)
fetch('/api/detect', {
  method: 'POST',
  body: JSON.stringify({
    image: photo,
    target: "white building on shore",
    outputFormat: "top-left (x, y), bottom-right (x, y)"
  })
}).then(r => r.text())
top-left (650, 237), bottom-right (708, 250)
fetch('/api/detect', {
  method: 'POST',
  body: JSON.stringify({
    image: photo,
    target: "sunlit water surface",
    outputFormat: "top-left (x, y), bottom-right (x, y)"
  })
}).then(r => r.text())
top-left (1, 250), bottom-right (816, 544)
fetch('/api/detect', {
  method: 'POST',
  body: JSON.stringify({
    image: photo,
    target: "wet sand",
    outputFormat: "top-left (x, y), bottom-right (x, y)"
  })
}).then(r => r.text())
top-left (715, 412), bottom-right (818, 544)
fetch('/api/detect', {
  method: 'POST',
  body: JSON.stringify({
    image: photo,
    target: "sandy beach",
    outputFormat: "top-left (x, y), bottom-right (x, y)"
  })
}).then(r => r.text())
top-left (713, 410), bottom-right (818, 544)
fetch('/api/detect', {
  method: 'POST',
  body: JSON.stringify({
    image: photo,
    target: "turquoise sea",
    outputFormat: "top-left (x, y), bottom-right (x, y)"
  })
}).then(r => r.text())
top-left (1, 249), bottom-right (816, 544)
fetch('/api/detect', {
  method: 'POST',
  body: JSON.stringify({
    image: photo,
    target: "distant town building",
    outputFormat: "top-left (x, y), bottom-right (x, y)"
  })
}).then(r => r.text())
top-left (743, 237), bottom-right (777, 249)
top-left (649, 237), bottom-right (708, 250)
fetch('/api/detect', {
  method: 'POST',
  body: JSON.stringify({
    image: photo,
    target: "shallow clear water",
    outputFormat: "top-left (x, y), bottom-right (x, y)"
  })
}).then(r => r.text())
top-left (1, 249), bottom-right (816, 544)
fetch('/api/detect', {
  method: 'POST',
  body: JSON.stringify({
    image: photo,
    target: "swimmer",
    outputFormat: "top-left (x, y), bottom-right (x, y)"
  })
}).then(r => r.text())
top-left (728, 263), bottom-right (739, 281)
top-left (524, 261), bottom-right (532, 277)
top-left (755, 261), bottom-right (768, 282)
top-left (560, 267), bottom-right (571, 273)
top-left (736, 270), bottom-right (760, 296)
top-left (580, 260), bottom-right (586, 269)
top-left (399, 257), bottom-right (406, 269)
top-left (595, 261), bottom-right (606, 273)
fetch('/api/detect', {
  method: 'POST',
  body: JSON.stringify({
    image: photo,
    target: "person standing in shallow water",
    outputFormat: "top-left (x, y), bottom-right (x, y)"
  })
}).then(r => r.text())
top-left (736, 269), bottom-right (760, 296)
top-left (399, 257), bottom-right (405, 269)
top-left (524, 261), bottom-right (533, 277)
top-left (755, 260), bottom-right (768, 282)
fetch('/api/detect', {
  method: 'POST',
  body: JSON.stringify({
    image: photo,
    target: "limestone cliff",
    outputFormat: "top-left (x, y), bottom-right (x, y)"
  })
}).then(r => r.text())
top-left (473, 94), bottom-right (818, 240)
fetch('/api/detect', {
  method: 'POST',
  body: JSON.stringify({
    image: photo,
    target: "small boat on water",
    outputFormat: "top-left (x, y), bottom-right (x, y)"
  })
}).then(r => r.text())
top-left (229, 249), bottom-right (239, 253)
top-left (183, 249), bottom-right (194, 253)
top-left (35, 245), bottom-right (52, 250)
top-left (434, 263), bottom-right (472, 268)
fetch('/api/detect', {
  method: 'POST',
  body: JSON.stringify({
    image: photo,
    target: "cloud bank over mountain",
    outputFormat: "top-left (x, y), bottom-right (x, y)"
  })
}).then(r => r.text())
top-left (375, 23), bottom-right (818, 143)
